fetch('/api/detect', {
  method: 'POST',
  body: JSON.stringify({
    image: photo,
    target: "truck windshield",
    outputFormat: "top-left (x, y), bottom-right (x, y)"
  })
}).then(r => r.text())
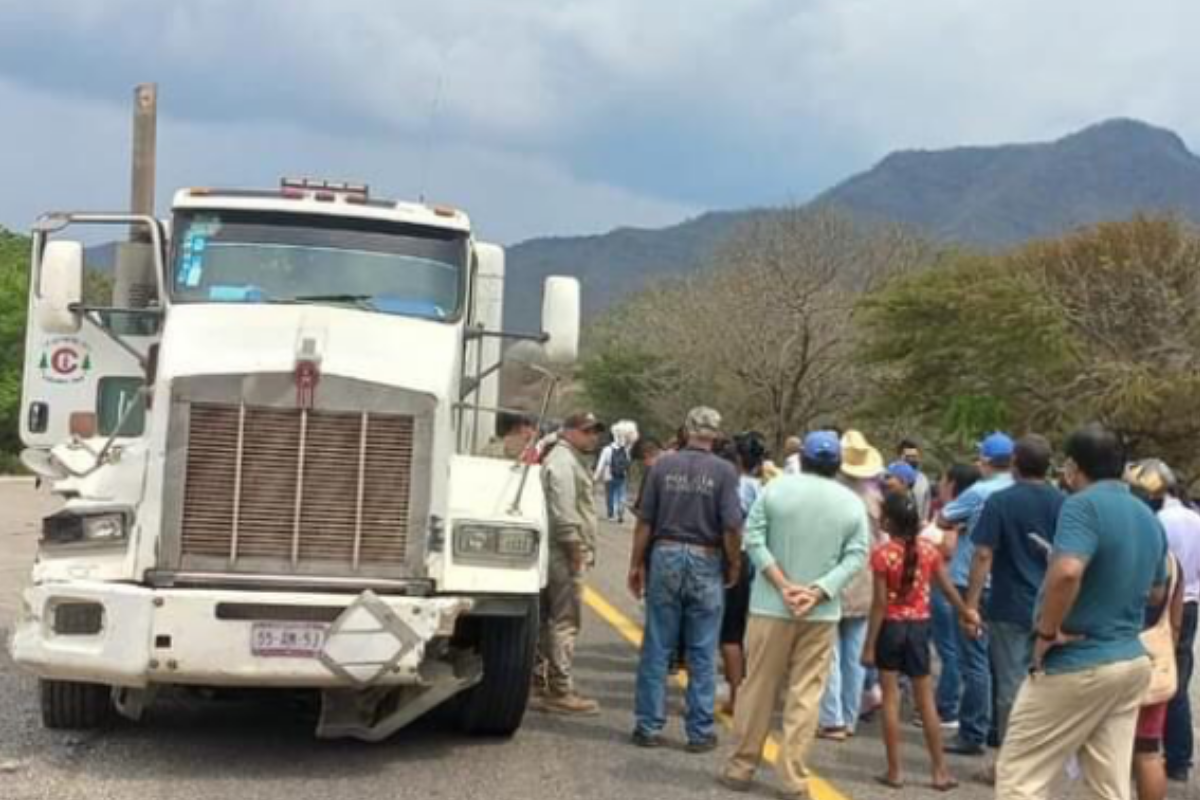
top-left (170, 210), bottom-right (467, 321)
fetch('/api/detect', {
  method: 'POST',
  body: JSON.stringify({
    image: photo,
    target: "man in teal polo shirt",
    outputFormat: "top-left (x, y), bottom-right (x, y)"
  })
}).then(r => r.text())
top-left (721, 431), bottom-right (869, 799)
top-left (997, 424), bottom-right (1168, 800)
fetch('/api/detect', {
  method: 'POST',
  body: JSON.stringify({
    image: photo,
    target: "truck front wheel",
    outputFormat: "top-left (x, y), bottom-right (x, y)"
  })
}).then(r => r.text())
top-left (457, 601), bottom-right (538, 737)
top-left (40, 679), bottom-right (114, 730)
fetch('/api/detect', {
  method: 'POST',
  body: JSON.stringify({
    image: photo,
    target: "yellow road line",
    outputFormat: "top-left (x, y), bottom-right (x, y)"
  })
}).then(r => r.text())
top-left (582, 586), bottom-right (852, 800)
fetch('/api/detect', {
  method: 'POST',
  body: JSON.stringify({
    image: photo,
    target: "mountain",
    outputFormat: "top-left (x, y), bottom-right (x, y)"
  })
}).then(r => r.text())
top-left (504, 118), bottom-right (1200, 330)
top-left (815, 118), bottom-right (1200, 246)
top-left (501, 210), bottom-right (753, 334)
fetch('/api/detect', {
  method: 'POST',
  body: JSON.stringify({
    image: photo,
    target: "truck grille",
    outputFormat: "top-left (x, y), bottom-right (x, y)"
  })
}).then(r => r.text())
top-left (180, 403), bottom-right (414, 569)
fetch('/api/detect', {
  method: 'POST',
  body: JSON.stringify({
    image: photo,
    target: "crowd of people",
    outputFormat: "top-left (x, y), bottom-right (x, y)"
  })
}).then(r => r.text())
top-left (481, 408), bottom-right (1200, 800)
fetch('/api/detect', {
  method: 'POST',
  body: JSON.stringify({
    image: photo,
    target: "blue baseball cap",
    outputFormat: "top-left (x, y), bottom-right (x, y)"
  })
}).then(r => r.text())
top-left (979, 432), bottom-right (1015, 462)
top-left (885, 460), bottom-right (918, 488)
top-left (803, 431), bottom-right (841, 465)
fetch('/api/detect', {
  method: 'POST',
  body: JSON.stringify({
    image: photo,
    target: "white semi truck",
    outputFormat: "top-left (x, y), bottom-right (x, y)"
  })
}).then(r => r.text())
top-left (11, 173), bottom-right (580, 740)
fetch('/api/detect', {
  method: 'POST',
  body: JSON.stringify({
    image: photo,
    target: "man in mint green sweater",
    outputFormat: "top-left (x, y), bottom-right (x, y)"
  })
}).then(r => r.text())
top-left (721, 431), bottom-right (870, 799)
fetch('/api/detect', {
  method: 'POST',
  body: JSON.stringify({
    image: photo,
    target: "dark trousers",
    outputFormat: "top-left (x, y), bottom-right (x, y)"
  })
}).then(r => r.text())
top-left (1165, 601), bottom-right (1198, 772)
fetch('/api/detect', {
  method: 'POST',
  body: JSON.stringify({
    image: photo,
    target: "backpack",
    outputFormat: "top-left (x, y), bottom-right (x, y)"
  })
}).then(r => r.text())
top-left (610, 446), bottom-right (631, 480)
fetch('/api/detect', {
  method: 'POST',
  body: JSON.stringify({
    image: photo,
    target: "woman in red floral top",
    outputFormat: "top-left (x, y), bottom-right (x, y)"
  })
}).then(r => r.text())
top-left (863, 492), bottom-right (975, 792)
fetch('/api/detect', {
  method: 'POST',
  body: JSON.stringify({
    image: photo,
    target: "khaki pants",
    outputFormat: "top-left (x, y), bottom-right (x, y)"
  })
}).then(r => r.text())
top-left (538, 544), bottom-right (583, 696)
top-left (726, 616), bottom-right (836, 795)
top-left (997, 656), bottom-right (1152, 800)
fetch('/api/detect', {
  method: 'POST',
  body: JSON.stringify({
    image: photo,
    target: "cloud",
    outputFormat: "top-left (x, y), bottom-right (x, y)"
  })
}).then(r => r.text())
top-left (0, 76), bottom-right (695, 243)
top-left (0, 0), bottom-right (1199, 239)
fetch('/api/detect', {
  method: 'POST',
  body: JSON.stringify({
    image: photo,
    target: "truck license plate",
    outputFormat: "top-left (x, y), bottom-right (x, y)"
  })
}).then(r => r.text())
top-left (250, 622), bottom-right (328, 658)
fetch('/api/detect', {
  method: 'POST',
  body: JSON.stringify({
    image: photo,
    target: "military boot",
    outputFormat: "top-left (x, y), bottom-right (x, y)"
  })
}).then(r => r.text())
top-left (540, 692), bottom-right (600, 716)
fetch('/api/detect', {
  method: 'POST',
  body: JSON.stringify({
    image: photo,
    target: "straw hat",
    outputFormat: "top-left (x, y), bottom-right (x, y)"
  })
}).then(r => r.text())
top-left (840, 430), bottom-right (884, 480)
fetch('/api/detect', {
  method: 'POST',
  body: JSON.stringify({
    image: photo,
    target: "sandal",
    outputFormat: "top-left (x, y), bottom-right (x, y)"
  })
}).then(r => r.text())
top-left (932, 778), bottom-right (960, 792)
top-left (816, 726), bottom-right (847, 742)
top-left (874, 775), bottom-right (904, 790)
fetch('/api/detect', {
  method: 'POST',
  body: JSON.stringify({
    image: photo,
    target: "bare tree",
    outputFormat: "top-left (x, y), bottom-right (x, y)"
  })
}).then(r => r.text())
top-left (585, 208), bottom-right (928, 450)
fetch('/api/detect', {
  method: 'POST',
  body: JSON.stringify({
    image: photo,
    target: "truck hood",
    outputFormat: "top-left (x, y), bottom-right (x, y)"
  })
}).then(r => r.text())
top-left (157, 304), bottom-right (461, 399)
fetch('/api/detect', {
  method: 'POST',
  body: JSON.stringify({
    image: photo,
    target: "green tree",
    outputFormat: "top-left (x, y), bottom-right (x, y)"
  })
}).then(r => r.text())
top-left (857, 216), bottom-right (1200, 485)
top-left (0, 227), bottom-right (30, 459)
top-left (579, 347), bottom-right (676, 436)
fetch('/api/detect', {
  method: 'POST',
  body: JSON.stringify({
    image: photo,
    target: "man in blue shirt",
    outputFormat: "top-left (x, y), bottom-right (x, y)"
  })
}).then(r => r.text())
top-left (937, 432), bottom-right (1014, 755)
top-left (629, 407), bottom-right (743, 752)
top-left (997, 424), bottom-right (1168, 800)
top-left (964, 435), bottom-right (1064, 781)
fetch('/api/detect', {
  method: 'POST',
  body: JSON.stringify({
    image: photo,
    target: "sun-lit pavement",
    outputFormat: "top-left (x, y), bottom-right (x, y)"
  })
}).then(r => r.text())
top-left (1, 480), bottom-right (1197, 799)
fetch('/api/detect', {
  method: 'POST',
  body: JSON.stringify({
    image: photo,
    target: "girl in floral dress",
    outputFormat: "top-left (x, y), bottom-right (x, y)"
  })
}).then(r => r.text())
top-left (863, 492), bottom-right (973, 792)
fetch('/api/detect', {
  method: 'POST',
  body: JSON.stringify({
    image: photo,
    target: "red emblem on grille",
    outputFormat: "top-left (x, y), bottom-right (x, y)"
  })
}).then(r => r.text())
top-left (295, 359), bottom-right (320, 410)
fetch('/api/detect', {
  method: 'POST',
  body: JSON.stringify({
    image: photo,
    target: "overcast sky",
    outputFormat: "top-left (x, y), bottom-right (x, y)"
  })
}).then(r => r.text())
top-left (1, 0), bottom-right (1198, 243)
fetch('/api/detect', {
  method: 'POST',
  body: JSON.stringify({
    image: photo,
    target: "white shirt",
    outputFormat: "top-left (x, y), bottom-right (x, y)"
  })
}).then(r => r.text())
top-left (593, 444), bottom-right (613, 483)
top-left (784, 454), bottom-right (801, 475)
top-left (1161, 497), bottom-right (1200, 603)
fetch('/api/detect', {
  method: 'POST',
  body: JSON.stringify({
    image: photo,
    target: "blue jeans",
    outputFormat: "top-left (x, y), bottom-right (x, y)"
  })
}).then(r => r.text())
top-left (931, 587), bottom-right (961, 722)
top-left (818, 616), bottom-right (869, 730)
top-left (606, 478), bottom-right (628, 520)
top-left (989, 620), bottom-right (1032, 746)
top-left (634, 543), bottom-right (724, 743)
top-left (954, 585), bottom-right (992, 747)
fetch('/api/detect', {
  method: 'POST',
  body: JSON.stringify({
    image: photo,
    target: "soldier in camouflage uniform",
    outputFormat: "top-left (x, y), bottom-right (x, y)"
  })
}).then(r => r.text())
top-left (534, 411), bottom-right (605, 715)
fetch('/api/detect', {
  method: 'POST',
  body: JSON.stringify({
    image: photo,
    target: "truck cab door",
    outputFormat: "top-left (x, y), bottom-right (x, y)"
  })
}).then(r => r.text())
top-left (20, 214), bottom-right (167, 449)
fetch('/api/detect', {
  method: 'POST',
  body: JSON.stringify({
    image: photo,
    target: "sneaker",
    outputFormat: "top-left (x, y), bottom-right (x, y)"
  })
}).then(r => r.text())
top-left (1167, 767), bottom-right (1189, 783)
top-left (912, 716), bottom-right (959, 731)
top-left (686, 734), bottom-right (719, 753)
top-left (944, 738), bottom-right (986, 756)
top-left (631, 729), bottom-right (663, 748)
top-left (540, 693), bottom-right (601, 716)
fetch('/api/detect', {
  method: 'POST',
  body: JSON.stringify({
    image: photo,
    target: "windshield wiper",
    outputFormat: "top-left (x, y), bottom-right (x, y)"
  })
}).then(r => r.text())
top-left (274, 294), bottom-right (377, 309)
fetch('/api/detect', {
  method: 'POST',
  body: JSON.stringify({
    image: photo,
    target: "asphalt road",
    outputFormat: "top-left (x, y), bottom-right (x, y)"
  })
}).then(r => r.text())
top-left (1, 479), bottom-right (1197, 800)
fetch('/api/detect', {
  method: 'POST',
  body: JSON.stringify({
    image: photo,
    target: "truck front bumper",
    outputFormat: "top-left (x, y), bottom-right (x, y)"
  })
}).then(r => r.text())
top-left (10, 582), bottom-right (474, 689)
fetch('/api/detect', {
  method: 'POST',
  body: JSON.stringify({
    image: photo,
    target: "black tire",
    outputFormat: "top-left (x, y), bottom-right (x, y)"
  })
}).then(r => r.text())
top-left (458, 601), bottom-right (538, 737)
top-left (40, 679), bottom-right (113, 730)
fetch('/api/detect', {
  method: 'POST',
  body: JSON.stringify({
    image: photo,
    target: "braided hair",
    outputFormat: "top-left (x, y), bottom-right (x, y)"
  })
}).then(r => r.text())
top-left (882, 490), bottom-right (922, 599)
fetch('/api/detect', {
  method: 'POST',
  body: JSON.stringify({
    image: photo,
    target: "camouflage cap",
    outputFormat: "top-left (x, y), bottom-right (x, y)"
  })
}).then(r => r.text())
top-left (685, 406), bottom-right (722, 437)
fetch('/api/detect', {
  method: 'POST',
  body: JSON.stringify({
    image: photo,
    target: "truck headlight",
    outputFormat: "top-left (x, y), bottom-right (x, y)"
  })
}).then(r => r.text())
top-left (42, 509), bottom-right (131, 546)
top-left (452, 524), bottom-right (539, 565)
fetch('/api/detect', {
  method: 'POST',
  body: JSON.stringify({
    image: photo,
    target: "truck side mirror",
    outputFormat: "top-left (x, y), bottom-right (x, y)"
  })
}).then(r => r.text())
top-left (38, 240), bottom-right (84, 334)
top-left (541, 276), bottom-right (580, 366)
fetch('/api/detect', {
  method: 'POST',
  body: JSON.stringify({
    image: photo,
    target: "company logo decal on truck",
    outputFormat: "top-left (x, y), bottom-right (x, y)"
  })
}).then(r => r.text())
top-left (38, 336), bottom-right (92, 384)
